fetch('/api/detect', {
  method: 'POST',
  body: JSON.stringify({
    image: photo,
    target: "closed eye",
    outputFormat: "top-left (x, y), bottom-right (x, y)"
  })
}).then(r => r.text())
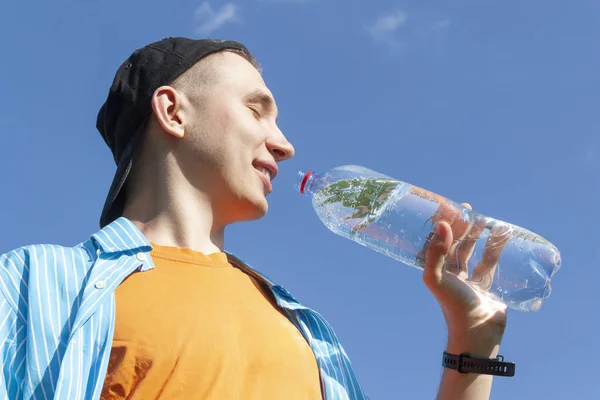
top-left (244, 90), bottom-right (279, 123)
top-left (248, 107), bottom-right (261, 119)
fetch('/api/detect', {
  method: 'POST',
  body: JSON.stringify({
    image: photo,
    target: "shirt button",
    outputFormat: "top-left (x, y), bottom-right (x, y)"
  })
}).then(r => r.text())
top-left (95, 280), bottom-right (106, 289)
top-left (136, 253), bottom-right (147, 261)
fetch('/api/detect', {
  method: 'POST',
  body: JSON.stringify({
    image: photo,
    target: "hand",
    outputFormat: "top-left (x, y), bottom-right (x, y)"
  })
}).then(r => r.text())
top-left (422, 203), bottom-right (508, 357)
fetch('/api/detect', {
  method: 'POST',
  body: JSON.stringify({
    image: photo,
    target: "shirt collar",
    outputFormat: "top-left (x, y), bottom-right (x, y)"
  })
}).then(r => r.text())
top-left (91, 218), bottom-right (300, 306)
top-left (224, 252), bottom-right (302, 308)
top-left (225, 252), bottom-right (275, 287)
top-left (91, 217), bottom-right (152, 254)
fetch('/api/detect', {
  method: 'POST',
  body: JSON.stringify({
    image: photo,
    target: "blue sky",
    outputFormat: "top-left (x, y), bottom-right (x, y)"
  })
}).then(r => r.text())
top-left (1, 0), bottom-right (598, 398)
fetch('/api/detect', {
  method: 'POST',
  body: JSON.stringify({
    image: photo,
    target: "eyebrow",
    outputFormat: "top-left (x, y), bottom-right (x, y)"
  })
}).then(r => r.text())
top-left (244, 90), bottom-right (279, 122)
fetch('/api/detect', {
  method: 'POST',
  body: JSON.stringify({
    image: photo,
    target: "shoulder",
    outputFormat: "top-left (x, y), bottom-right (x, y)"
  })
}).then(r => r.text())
top-left (0, 217), bottom-right (152, 286)
top-left (0, 242), bottom-right (95, 292)
top-left (1, 241), bottom-right (94, 268)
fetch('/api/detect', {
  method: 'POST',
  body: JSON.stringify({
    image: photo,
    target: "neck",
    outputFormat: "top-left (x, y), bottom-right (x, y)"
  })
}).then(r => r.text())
top-left (122, 164), bottom-right (225, 255)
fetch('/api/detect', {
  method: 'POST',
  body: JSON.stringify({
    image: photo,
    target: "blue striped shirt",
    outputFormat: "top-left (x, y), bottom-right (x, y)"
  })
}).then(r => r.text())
top-left (0, 217), bottom-right (368, 400)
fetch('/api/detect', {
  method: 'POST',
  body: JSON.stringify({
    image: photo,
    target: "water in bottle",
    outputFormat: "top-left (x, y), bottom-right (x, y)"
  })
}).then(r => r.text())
top-left (296, 165), bottom-right (561, 312)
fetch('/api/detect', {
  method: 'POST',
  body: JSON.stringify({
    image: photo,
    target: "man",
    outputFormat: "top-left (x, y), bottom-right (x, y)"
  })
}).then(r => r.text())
top-left (0, 37), bottom-right (512, 399)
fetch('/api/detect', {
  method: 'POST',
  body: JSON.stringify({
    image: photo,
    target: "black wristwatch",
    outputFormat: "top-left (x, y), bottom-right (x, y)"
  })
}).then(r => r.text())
top-left (442, 351), bottom-right (515, 377)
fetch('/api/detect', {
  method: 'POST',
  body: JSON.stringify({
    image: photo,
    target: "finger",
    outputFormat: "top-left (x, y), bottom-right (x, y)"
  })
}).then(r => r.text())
top-left (422, 221), bottom-right (482, 309)
top-left (422, 221), bottom-right (453, 289)
top-left (417, 202), bottom-right (457, 269)
top-left (456, 219), bottom-right (485, 276)
top-left (450, 202), bottom-right (474, 241)
top-left (453, 203), bottom-right (474, 275)
top-left (445, 203), bottom-right (474, 276)
top-left (419, 200), bottom-right (470, 270)
top-left (430, 201), bottom-right (461, 226)
top-left (471, 221), bottom-right (512, 291)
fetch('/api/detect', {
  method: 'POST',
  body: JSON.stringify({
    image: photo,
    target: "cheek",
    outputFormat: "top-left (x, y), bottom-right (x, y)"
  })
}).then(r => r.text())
top-left (197, 102), bottom-right (266, 165)
top-left (189, 106), bottom-right (235, 157)
top-left (225, 108), bottom-right (267, 149)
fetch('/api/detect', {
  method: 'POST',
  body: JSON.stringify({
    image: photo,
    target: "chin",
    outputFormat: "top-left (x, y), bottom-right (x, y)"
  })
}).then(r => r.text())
top-left (230, 196), bottom-right (269, 223)
top-left (248, 198), bottom-right (269, 220)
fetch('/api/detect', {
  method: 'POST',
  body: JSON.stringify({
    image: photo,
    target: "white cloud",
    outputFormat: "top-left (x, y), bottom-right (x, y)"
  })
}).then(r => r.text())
top-left (194, 2), bottom-right (240, 36)
top-left (366, 10), bottom-right (408, 53)
top-left (366, 11), bottom-right (454, 56)
top-left (431, 19), bottom-right (452, 31)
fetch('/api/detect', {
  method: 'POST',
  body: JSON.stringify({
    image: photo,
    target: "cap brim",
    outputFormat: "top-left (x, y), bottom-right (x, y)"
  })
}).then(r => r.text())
top-left (99, 121), bottom-right (145, 228)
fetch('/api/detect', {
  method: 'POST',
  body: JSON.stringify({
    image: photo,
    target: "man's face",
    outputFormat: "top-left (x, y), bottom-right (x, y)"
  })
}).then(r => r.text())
top-left (178, 52), bottom-right (294, 224)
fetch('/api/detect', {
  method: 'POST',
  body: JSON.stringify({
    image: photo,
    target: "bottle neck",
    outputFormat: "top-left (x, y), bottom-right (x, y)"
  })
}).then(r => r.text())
top-left (296, 171), bottom-right (323, 196)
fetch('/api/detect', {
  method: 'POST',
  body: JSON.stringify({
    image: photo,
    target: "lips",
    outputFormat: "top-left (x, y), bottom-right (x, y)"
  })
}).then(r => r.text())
top-left (256, 166), bottom-right (272, 181)
top-left (253, 161), bottom-right (278, 181)
top-left (253, 160), bottom-right (278, 193)
top-left (256, 169), bottom-right (273, 193)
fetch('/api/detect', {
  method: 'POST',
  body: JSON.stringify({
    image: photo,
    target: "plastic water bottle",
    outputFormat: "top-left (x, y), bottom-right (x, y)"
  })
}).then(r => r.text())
top-left (296, 165), bottom-right (561, 312)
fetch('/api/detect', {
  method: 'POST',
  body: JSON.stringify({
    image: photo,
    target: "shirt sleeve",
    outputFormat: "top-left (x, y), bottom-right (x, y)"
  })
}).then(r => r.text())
top-left (0, 250), bottom-right (29, 399)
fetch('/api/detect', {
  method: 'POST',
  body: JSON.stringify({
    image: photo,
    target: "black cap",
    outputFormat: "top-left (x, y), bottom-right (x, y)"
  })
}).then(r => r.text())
top-left (96, 37), bottom-right (250, 228)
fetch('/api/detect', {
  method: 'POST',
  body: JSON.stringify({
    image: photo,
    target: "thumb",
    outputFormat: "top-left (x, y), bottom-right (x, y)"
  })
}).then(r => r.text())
top-left (423, 221), bottom-right (484, 311)
top-left (422, 221), bottom-right (453, 289)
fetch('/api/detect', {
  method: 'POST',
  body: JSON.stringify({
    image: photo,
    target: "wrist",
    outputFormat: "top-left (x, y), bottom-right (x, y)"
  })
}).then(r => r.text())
top-left (446, 329), bottom-right (504, 358)
top-left (445, 342), bottom-right (500, 360)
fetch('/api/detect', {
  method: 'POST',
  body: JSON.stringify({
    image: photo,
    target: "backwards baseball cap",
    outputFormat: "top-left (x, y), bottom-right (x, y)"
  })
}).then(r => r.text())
top-left (96, 37), bottom-right (250, 228)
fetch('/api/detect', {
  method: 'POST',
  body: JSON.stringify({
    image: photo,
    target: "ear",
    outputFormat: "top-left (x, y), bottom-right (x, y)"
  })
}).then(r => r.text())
top-left (151, 86), bottom-right (186, 139)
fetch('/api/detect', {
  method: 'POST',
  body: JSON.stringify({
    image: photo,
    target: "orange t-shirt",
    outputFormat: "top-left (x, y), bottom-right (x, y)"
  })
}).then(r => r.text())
top-left (101, 243), bottom-right (322, 400)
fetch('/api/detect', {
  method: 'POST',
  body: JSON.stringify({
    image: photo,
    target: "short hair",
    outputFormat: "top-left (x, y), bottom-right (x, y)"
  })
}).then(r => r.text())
top-left (171, 48), bottom-right (261, 96)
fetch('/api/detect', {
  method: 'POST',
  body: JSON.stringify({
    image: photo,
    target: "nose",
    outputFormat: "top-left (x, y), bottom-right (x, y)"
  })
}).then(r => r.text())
top-left (267, 128), bottom-right (295, 162)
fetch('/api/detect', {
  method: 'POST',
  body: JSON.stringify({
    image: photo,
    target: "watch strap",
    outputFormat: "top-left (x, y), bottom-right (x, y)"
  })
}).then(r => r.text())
top-left (442, 351), bottom-right (515, 377)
